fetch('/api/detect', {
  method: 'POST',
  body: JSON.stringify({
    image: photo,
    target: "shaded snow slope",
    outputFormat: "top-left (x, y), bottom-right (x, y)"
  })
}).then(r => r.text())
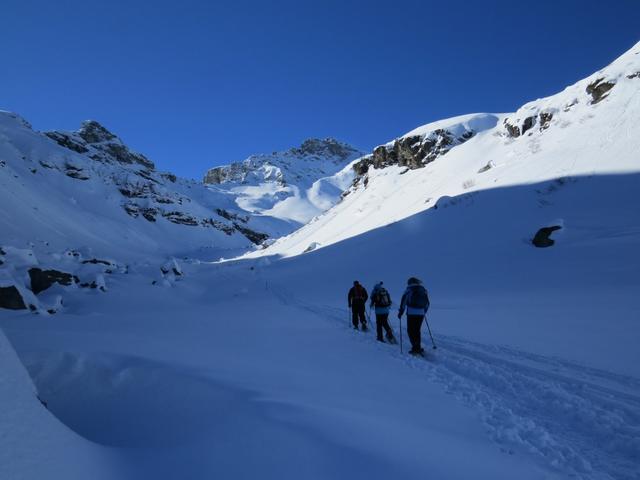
top-left (0, 329), bottom-right (118, 479)
top-left (253, 40), bottom-right (640, 258)
top-left (204, 138), bottom-right (364, 224)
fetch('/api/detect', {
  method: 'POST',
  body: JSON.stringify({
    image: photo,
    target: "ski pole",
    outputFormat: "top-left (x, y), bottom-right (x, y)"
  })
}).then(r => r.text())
top-left (425, 316), bottom-right (437, 349)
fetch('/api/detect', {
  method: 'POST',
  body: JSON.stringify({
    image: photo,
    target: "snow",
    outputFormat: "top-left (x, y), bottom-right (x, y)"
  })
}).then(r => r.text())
top-left (1, 40), bottom-right (639, 480)
top-left (205, 139), bottom-right (363, 225)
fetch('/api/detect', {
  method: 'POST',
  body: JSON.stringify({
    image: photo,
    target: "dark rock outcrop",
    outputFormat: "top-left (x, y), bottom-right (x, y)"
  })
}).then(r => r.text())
top-left (65, 165), bottom-right (90, 180)
top-left (586, 78), bottom-right (615, 104)
top-left (504, 112), bottom-right (554, 138)
top-left (532, 226), bottom-right (562, 248)
top-left (46, 120), bottom-right (154, 170)
top-left (521, 116), bottom-right (536, 135)
top-left (45, 131), bottom-right (89, 153)
top-left (353, 128), bottom-right (473, 176)
top-left (162, 211), bottom-right (199, 226)
top-left (124, 203), bottom-right (158, 222)
top-left (0, 286), bottom-right (26, 310)
top-left (233, 224), bottom-right (269, 245)
top-left (28, 268), bottom-right (79, 294)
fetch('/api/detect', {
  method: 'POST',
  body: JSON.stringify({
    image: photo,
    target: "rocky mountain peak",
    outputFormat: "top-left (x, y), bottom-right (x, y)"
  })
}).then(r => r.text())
top-left (78, 120), bottom-right (117, 144)
top-left (292, 138), bottom-right (359, 160)
top-left (45, 121), bottom-right (154, 170)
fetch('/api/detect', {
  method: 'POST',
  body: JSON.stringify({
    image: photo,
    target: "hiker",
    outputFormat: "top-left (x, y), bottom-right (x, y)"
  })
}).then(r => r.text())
top-left (370, 281), bottom-right (395, 343)
top-left (348, 281), bottom-right (368, 330)
top-left (398, 277), bottom-right (430, 355)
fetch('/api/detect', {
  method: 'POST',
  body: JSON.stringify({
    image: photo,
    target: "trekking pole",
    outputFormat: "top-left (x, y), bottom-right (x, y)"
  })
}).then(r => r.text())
top-left (425, 316), bottom-right (437, 349)
top-left (398, 315), bottom-right (403, 353)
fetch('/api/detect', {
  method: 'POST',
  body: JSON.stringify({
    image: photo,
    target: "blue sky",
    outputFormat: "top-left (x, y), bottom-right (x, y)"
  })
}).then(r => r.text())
top-left (2, 0), bottom-right (639, 179)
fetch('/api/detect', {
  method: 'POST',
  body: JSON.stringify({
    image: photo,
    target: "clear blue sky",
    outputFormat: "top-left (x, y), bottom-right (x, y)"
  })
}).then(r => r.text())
top-left (2, 0), bottom-right (639, 179)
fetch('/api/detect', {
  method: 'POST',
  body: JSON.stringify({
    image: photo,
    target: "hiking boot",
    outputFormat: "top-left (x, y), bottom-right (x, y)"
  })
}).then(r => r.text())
top-left (361, 324), bottom-right (368, 332)
top-left (376, 336), bottom-right (384, 342)
top-left (409, 348), bottom-right (424, 356)
top-left (353, 325), bottom-right (359, 331)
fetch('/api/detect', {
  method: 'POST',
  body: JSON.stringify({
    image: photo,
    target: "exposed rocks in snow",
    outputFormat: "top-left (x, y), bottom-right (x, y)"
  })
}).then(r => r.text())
top-left (161, 259), bottom-right (183, 277)
top-left (478, 161), bottom-right (495, 173)
top-left (303, 242), bottom-right (320, 253)
top-left (586, 78), bottom-right (615, 104)
top-left (162, 211), bottom-right (199, 226)
top-left (28, 268), bottom-right (79, 294)
top-left (354, 129), bottom-right (474, 176)
top-left (532, 226), bottom-right (562, 248)
top-left (77, 120), bottom-right (117, 143)
top-left (504, 111), bottom-right (555, 138)
top-left (627, 72), bottom-right (640, 80)
top-left (216, 208), bottom-right (249, 223)
top-left (64, 165), bottom-right (90, 180)
top-left (46, 120), bottom-right (154, 170)
top-left (203, 138), bottom-right (362, 185)
top-left (233, 224), bottom-right (269, 245)
top-left (124, 203), bottom-right (158, 222)
top-left (539, 112), bottom-right (553, 130)
top-left (44, 131), bottom-right (89, 153)
top-left (0, 286), bottom-right (26, 310)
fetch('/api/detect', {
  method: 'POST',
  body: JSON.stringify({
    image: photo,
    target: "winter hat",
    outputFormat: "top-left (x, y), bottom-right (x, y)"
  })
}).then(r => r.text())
top-left (407, 277), bottom-right (421, 285)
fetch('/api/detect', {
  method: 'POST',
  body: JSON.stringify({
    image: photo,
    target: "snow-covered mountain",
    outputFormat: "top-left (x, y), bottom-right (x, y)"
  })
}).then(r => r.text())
top-left (250, 41), bottom-right (640, 257)
top-left (203, 138), bottom-right (364, 224)
top-left (1, 40), bottom-right (639, 480)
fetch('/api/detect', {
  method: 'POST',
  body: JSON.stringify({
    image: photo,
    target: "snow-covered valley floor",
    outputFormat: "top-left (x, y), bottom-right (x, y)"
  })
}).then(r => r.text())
top-left (2, 245), bottom-right (639, 480)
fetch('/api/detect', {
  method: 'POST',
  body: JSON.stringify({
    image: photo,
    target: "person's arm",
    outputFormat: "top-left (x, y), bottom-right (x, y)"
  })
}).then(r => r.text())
top-left (425, 288), bottom-right (430, 312)
top-left (348, 288), bottom-right (353, 308)
top-left (398, 290), bottom-right (407, 318)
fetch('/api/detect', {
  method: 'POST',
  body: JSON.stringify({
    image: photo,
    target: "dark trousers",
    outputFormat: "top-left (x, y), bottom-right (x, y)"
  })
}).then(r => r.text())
top-left (375, 313), bottom-right (394, 340)
top-left (407, 314), bottom-right (424, 351)
top-left (351, 301), bottom-right (366, 327)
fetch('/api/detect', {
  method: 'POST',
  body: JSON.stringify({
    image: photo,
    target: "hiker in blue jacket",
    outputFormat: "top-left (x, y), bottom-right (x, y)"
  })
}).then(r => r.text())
top-left (398, 277), bottom-right (430, 355)
top-left (370, 282), bottom-right (396, 343)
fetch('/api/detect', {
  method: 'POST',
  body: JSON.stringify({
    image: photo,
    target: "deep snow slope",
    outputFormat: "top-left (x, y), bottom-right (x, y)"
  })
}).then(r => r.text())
top-left (203, 138), bottom-right (364, 225)
top-left (253, 41), bottom-right (640, 257)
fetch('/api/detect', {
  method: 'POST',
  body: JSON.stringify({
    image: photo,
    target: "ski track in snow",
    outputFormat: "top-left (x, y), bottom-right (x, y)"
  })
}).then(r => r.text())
top-left (266, 281), bottom-right (640, 480)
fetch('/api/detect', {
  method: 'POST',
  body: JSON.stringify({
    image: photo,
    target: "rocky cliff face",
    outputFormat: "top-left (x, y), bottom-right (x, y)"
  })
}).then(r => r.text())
top-left (350, 114), bottom-right (500, 186)
top-left (46, 120), bottom-right (154, 170)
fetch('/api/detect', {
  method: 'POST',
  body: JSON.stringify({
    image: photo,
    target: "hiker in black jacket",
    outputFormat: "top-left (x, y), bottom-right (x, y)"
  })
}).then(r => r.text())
top-left (348, 281), bottom-right (368, 331)
top-left (398, 277), bottom-right (430, 355)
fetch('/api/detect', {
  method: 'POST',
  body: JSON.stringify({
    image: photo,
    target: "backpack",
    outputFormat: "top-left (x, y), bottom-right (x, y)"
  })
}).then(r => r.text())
top-left (407, 285), bottom-right (429, 309)
top-left (374, 287), bottom-right (391, 307)
top-left (352, 285), bottom-right (366, 301)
